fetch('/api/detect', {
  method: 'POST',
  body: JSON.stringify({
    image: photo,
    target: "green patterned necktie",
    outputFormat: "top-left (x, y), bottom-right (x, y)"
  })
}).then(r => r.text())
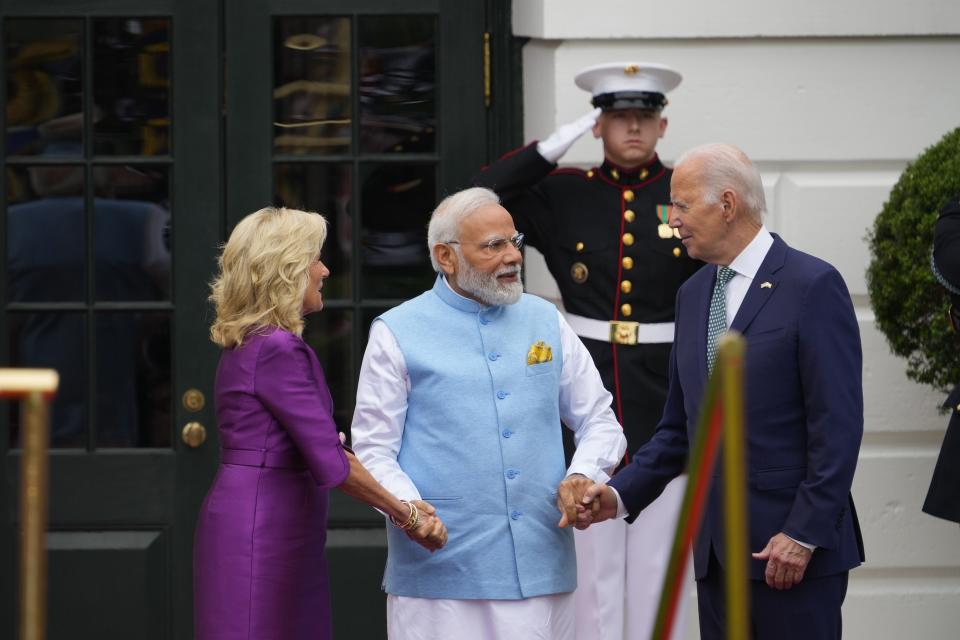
top-left (707, 266), bottom-right (737, 374)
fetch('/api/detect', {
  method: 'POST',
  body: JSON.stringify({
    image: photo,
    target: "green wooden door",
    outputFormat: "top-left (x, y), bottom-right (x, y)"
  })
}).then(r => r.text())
top-left (224, 1), bottom-right (490, 637)
top-left (2, 0), bottom-right (510, 637)
top-left (1, 1), bottom-right (221, 638)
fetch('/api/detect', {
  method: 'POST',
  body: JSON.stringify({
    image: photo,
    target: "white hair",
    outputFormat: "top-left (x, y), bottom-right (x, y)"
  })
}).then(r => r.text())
top-left (675, 143), bottom-right (767, 221)
top-left (426, 187), bottom-right (501, 272)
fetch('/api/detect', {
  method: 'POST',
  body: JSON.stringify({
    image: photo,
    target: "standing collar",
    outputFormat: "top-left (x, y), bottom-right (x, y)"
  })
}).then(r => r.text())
top-left (725, 226), bottom-right (773, 280)
top-left (599, 154), bottom-right (664, 185)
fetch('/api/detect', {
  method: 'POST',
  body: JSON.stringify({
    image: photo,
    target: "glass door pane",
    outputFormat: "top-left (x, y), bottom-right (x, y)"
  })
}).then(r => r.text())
top-left (4, 16), bottom-right (173, 450)
top-left (273, 16), bottom-right (351, 156)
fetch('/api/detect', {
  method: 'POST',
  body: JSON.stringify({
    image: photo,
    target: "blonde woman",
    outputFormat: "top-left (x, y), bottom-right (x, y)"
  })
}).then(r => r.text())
top-left (194, 207), bottom-right (446, 640)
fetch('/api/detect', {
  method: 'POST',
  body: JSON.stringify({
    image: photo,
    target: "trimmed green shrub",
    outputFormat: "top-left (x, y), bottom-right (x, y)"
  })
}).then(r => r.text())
top-left (866, 127), bottom-right (960, 393)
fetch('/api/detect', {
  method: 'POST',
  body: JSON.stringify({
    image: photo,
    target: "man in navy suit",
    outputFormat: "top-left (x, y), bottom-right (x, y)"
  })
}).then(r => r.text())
top-left (581, 143), bottom-right (865, 639)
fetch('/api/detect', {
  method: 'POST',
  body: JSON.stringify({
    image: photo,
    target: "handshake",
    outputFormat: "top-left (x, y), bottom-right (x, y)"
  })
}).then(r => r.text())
top-left (555, 474), bottom-right (619, 529)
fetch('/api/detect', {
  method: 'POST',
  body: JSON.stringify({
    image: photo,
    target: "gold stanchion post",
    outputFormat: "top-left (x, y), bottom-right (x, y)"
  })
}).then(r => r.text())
top-left (20, 391), bottom-right (50, 640)
top-left (0, 368), bottom-right (58, 640)
top-left (718, 334), bottom-right (750, 640)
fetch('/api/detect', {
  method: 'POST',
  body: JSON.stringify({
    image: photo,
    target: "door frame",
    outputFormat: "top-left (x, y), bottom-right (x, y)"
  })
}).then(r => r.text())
top-left (1, 1), bottom-right (222, 638)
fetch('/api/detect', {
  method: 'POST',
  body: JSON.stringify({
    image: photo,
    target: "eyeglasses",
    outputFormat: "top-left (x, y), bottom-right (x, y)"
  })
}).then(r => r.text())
top-left (445, 232), bottom-right (524, 256)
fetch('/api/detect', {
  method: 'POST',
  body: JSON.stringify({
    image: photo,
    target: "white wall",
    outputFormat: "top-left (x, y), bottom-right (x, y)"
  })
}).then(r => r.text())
top-left (511, 1), bottom-right (960, 636)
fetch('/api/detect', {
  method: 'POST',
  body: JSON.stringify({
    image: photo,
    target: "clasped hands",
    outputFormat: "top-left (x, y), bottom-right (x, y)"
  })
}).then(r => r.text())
top-left (555, 474), bottom-right (617, 529)
top-left (404, 500), bottom-right (448, 553)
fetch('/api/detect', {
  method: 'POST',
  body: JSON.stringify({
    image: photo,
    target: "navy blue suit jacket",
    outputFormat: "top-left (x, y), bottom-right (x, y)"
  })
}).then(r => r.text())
top-left (609, 234), bottom-right (865, 581)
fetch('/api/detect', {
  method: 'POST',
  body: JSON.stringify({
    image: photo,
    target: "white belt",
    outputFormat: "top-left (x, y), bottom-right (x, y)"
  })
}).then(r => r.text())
top-left (564, 312), bottom-right (675, 345)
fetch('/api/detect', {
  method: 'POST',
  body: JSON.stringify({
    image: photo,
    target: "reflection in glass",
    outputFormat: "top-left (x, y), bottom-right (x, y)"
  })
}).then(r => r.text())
top-left (6, 165), bottom-right (86, 302)
top-left (93, 165), bottom-right (171, 301)
top-left (95, 312), bottom-right (171, 448)
top-left (360, 163), bottom-right (436, 299)
top-left (359, 16), bottom-right (436, 153)
top-left (5, 19), bottom-right (84, 156)
top-left (274, 163), bottom-right (351, 299)
top-left (301, 309), bottom-right (353, 432)
top-left (93, 18), bottom-right (171, 156)
top-left (273, 17), bottom-right (351, 156)
top-left (7, 312), bottom-right (87, 448)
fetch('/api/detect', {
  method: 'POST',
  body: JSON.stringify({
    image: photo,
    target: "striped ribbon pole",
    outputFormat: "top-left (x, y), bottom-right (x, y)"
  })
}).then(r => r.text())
top-left (651, 333), bottom-right (749, 640)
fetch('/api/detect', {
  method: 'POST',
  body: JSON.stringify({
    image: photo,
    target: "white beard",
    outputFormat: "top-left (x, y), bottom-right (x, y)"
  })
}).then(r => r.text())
top-left (455, 253), bottom-right (523, 306)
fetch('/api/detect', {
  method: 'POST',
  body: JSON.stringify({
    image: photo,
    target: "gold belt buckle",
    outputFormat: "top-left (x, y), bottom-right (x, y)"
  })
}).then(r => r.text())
top-left (609, 320), bottom-right (640, 345)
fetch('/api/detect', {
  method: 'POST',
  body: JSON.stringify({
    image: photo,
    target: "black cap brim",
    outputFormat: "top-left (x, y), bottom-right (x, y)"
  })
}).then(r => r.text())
top-left (592, 91), bottom-right (667, 112)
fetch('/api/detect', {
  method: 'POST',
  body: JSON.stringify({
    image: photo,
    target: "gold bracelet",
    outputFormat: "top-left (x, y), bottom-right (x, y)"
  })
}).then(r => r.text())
top-left (389, 500), bottom-right (420, 530)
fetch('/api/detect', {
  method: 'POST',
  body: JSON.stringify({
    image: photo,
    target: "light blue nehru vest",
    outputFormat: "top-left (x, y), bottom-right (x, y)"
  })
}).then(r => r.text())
top-left (378, 276), bottom-right (575, 599)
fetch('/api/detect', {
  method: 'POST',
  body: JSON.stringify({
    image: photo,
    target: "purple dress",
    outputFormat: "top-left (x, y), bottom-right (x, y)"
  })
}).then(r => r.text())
top-left (194, 327), bottom-right (350, 640)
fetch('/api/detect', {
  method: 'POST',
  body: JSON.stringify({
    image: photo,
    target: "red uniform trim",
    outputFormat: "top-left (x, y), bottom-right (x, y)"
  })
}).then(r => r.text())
top-left (479, 141), bottom-right (539, 171)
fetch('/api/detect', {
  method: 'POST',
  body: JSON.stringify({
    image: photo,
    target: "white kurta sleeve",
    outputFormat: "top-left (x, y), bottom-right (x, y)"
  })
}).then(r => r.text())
top-left (556, 310), bottom-right (627, 483)
top-left (350, 319), bottom-right (422, 501)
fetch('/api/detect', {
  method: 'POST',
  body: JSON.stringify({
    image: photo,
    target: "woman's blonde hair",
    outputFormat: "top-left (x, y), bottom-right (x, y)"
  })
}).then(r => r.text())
top-left (210, 206), bottom-right (328, 348)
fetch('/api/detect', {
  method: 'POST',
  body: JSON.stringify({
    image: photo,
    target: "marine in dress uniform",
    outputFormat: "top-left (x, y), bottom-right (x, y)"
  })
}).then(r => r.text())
top-left (923, 193), bottom-right (960, 525)
top-left (474, 62), bottom-right (702, 640)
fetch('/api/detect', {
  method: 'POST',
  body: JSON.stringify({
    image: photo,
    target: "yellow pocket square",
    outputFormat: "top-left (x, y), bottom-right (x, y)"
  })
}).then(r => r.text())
top-left (526, 341), bottom-right (553, 365)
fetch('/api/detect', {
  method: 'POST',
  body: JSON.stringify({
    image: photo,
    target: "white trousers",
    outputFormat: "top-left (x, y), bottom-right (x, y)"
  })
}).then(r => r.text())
top-left (387, 592), bottom-right (574, 640)
top-left (573, 475), bottom-right (692, 640)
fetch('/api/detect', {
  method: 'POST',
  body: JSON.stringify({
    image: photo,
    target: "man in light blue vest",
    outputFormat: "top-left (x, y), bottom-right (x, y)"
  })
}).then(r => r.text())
top-left (352, 186), bottom-right (627, 639)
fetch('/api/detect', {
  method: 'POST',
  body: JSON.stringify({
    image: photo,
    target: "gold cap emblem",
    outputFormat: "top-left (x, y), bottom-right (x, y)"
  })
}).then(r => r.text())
top-left (624, 64), bottom-right (639, 75)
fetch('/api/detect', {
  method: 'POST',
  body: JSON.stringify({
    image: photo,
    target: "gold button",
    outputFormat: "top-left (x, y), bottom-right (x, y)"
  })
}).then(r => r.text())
top-left (571, 262), bottom-right (589, 284)
top-left (624, 209), bottom-right (636, 223)
top-left (182, 389), bottom-right (206, 412)
top-left (587, 170), bottom-right (594, 178)
top-left (620, 280), bottom-right (632, 294)
top-left (611, 169), bottom-right (620, 181)
top-left (622, 256), bottom-right (634, 270)
top-left (622, 232), bottom-right (635, 246)
top-left (623, 190), bottom-right (635, 202)
top-left (621, 303), bottom-right (633, 317)
top-left (640, 168), bottom-right (649, 180)
top-left (673, 247), bottom-right (682, 257)
top-left (576, 242), bottom-right (584, 252)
